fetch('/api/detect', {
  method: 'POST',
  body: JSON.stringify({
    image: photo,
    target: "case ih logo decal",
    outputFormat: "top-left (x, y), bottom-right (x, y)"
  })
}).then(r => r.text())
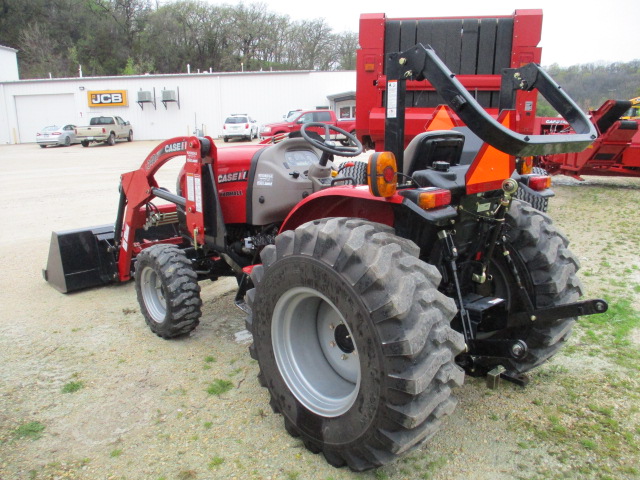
top-left (144, 141), bottom-right (187, 170)
top-left (218, 170), bottom-right (249, 184)
top-left (88, 90), bottom-right (128, 107)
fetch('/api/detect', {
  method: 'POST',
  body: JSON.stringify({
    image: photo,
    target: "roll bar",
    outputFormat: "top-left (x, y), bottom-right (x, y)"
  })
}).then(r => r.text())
top-left (384, 44), bottom-right (597, 167)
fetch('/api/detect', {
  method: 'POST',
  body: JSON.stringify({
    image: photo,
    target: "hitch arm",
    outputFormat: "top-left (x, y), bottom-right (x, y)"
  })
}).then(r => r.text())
top-left (511, 299), bottom-right (608, 326)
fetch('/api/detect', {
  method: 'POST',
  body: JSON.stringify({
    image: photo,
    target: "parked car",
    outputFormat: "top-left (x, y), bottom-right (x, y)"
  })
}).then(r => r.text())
top-left (259, 109), bottom-right (356, 143)
top-left (75, 116), bottom-right (133, 147)
top-left (223, 114), bottom-right (258, 142)
top-left (36, 124), bottom-right (79, 148)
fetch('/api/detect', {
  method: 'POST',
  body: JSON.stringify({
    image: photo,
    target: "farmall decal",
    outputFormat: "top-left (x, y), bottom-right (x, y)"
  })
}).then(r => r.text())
top-left (218, 170), bottom-right (249, 184)
top-left (88, 90), bottom-right (128, 107)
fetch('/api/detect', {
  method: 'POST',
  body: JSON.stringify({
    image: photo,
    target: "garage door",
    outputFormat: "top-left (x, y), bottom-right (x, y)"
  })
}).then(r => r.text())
top-left (15, 94), bottom-right (77, 143)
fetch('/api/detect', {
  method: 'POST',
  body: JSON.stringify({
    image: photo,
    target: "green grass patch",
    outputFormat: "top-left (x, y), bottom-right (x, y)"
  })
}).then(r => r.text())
top-left (13, 421), bottom-right (45, 440)
top-left (207, 379), bottom-right (233, 396)
top-left (575, 298), bottom-right (640, 369)
top-left (208, 456), bottom-right (225, 468)
top-left (110, 449), bottom-right (123, 458)
top-left (61, 380), bottom-right (84, 393)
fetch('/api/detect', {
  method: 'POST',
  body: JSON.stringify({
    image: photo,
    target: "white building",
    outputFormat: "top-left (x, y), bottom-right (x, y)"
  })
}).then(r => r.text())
top-left (0, 48), bottom-right (356, 144)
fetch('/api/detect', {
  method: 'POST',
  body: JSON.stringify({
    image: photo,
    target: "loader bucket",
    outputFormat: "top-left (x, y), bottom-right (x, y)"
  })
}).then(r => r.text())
top-left (43, 225), bottom-right (118, 293)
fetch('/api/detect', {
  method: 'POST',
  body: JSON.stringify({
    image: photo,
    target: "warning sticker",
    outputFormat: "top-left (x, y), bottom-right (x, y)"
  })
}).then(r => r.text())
top-left (257, 173), bottom-right (273, 186)
top-left (387, 80), bottom-right (398, 119)
top-left (186, 173), bottom-right (195, 202)
top-left (194, 175), bottom-right (202, 213)
top-left (122, 224), bottom-right (129, 252)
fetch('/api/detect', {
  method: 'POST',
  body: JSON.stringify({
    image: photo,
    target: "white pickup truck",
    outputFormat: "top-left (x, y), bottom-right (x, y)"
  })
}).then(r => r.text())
top-left (75, 116), bottom-right (133, 147)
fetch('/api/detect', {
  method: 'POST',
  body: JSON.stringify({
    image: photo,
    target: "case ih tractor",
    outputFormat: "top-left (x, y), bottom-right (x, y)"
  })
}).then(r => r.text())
top-left (44, 44), bottom-right (608, 471)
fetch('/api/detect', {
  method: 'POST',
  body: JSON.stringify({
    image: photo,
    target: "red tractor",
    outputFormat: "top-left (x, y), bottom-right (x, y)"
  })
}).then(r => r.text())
top-left (44, 45), bottom-right (607, 470)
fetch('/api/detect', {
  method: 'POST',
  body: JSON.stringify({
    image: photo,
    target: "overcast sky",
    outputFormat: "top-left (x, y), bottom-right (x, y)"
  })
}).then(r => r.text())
top-left (203, 0), bottom-right (638, 66)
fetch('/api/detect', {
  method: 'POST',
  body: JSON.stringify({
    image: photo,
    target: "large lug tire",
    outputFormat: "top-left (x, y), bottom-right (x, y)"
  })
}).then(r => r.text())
top-left (246, 218), bottom-right (464, 471)
top-left (478, 199), bottom-right (583, 373)
top-left (515, 167), bottom-right (550, 212)
top-left (106, 133), bottom-right (116, 146)
top-left (338, 160), bottom-right (368, 185)
top-left (134, 244), bottom-right (202, 339)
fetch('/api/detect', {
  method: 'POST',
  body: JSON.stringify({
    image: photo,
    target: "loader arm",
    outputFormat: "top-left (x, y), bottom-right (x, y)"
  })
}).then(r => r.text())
top-left (115, 136), bottom-right (214, 281)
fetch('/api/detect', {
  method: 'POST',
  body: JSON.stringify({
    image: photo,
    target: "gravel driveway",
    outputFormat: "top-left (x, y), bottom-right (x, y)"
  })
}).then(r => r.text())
top-left (1, 141), bottom-right (638, 480)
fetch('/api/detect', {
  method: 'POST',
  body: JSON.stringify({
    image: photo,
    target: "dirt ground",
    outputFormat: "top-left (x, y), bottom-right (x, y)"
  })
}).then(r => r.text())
top-left (0, 140), bottom-right (638, 480)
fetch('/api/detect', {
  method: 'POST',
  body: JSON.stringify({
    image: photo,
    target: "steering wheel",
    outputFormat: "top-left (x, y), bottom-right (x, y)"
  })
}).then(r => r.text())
top-left (300, 122), bottom-right (363, 166)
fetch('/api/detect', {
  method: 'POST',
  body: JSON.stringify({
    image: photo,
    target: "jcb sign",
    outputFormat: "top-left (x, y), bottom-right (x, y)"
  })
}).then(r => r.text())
top-left (88, 90), bottom-right (128, 107)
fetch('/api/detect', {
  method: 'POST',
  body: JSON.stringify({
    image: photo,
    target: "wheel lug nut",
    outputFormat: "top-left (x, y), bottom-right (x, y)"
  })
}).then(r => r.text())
top-left (329, 323), bottom-right (335, 330)
top-left (329, 341), bottom-right (336, 347)
top-left (341, 354), bottom-right (348, 360)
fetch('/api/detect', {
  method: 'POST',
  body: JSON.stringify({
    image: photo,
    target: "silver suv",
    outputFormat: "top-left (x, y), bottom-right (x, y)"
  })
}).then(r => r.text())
top-left (223, 114), bottom-right (258, 142)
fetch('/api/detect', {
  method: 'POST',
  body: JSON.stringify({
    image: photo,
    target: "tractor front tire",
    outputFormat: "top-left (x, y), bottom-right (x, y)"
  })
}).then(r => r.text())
top-left (246, 218), bottom-right (464, 471)
top-left (338, 160), bottom-right (368, 185)
top-left (134, 244), bottom-right (202, 339)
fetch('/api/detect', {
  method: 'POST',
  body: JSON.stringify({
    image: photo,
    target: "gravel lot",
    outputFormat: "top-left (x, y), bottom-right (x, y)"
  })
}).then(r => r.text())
top-left (1, 140), bottom-right (638, 480)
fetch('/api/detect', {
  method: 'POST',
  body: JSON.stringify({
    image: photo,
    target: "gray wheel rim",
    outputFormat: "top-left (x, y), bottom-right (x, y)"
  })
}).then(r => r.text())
top-left (140, 266), bottom-right (166, 323)
top-left (272, 287), bottom-right (360, 417)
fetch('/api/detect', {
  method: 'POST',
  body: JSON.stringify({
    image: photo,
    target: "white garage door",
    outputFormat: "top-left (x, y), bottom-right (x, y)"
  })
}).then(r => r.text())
top-left (15, 94), bottom-right (77, 143)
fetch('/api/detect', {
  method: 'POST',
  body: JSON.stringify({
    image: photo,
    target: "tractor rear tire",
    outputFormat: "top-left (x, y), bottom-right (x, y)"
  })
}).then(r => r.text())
top-left (477, 199), bottom-right (582, 373)
top-left (134, 244), bottom-right (202, 339)
top-left (246, 218), bottom-right (464, 471)
top-left (516, 167), bottom-right (550, 212)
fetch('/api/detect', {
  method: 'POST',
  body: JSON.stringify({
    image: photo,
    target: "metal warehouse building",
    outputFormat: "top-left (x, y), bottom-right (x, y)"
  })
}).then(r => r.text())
top-left (0, 47), bottom-right (356, 145)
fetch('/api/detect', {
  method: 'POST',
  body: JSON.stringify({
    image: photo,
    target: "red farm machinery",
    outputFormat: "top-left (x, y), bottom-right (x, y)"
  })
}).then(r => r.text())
top-left (356, 9), bottom-right (640, 204)
top-left (44, 10), bottom-right (610, 472)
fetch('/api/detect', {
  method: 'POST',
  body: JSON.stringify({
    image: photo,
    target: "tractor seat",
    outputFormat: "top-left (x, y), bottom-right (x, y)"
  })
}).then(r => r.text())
top-left (403, 130), bottom-right (466, 176)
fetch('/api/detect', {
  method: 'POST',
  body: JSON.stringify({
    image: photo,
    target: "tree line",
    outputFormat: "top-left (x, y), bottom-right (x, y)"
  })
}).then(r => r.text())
top-left (0, 0), bottom-right (358, 79)
top-left (537, 61), bottom-right (640, 115)
top-left (2, 0), bottom-right (639, 114)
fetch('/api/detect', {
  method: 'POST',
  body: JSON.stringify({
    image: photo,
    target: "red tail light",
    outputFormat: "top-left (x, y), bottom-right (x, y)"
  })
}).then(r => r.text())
top-left (52, 131), bottom-right (61, 135)
top-left (223, 125), bottom-right (227, 129)
top-left (417, 188), bottom-right (451, 209)
top-left (36, 133), bottom-right (41, 136)
top-left (245, 123), bottom-right (249, 128)
top-left (528, 175), bottom-right (551, 191)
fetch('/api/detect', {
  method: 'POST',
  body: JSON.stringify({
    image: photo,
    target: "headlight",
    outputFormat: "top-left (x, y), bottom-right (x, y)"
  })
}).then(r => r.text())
top-left (261, 126), bottom-right (271, 133)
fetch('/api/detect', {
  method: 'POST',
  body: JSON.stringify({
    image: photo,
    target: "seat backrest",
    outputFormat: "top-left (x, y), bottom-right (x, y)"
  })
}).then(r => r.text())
top-left (403, 130), bottom-right (465, 176)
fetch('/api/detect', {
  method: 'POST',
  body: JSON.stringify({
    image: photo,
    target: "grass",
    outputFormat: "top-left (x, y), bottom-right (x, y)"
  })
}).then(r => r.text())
top-left (208, 456), bottom-right (225, 469)
top-left (575, 298), bottom-right (640, 370)
top-left (206, 379), bottom-right (233, 396)
top-left (13, 421), bottom-right (45, 440)
top-left (61, 380), bottom-right (84, 393)
top-left (109, 449), bottom-right (123, 458)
